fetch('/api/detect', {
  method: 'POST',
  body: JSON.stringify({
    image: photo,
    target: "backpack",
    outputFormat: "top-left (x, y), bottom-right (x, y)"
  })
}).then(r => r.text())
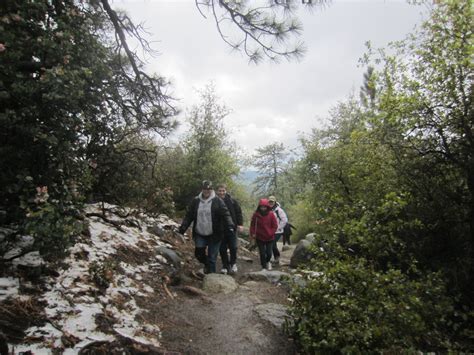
top-left (275, 207), bottom-right (292, 237)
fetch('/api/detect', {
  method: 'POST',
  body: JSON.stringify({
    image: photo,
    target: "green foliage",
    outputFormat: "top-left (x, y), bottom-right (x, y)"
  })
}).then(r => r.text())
top-left (176, 83), bottom-right (240, 208)
top-left (0, 0), bottom-right (176, 249)
top-left (22, 186), bottom-right (82, 260)
top-left (253, 142), bottom-right (288, 197)
top-left (288, 2), bottom-right (474, 351)
top-left (287, 244), bottom-right (454, 353)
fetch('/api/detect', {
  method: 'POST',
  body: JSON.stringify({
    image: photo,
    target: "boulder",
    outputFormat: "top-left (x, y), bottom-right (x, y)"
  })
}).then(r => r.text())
top-left (147, 224), bottom-right (165, 237)
top-left (202, 274), bottom-right (238, 294)
top-left (290, 239), bottom-right (314, 268)
top-left (156, 246), bottom-right (181, 267)
top-left (254, 303), bottom-right (289, 328)
top-left (305, 233), bottom-right (316, 243)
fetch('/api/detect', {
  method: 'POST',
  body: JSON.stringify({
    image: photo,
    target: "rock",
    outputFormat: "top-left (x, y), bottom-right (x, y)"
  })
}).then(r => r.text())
top-left (255, 303), bottom-right (289, 329)
top-left (247, 270), bottom-right (290, 284)
top-left (2, 235), bottom-right (35, 260)
top-left (239, 256), bottom-right (253, 263)
top-left (156, 246), bottom-right (181, 267)
top-left (147, 224), bottom-right (165, 237)
top-left (290, 239), bottom-right (314, 268)
top-left (172, 231), bottom-right (186, 243)
top-left (202, 274), bottom-right (238, 294)
top-left (305, 233), bottom-right (316, 243)
top-left (0, 226), bottom-right (16, 243)
top-left (281, 245), bottom-right (291, 252)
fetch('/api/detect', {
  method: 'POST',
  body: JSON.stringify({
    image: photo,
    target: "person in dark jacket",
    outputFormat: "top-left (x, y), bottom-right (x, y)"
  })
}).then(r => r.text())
top-left (178, 180), bottom-right (235, 273)
top-left (249, 199), bottom-right (278, 271)
top-left (216, 183), bottom-right (243, 274)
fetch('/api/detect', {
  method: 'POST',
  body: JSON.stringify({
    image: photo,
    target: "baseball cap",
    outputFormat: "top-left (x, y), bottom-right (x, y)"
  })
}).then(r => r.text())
top-left (202, 180), bottom-right (213, 190)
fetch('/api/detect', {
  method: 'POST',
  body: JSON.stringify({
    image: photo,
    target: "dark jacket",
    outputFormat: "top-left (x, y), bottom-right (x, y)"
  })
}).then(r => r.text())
top-left (180, 195), bottom-right (234, 242)
top-left (222, 193), bottom-right (243, 227)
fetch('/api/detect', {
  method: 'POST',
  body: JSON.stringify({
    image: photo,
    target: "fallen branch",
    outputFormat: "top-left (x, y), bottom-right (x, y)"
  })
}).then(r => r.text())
top-left (162, 276), bottom-right (174, 299)
top-left (85, 213), bottom-right (126, 233)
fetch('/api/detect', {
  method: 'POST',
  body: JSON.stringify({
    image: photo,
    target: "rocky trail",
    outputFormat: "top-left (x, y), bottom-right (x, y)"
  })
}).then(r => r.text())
top-left (155, 241), bottom-right (297, 355)
top-left (0, 205), bottom-right (301, 354)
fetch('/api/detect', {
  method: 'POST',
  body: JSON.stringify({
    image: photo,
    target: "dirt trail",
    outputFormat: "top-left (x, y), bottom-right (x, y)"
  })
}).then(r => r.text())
top-left (155, 241), bottom-right (297, 355)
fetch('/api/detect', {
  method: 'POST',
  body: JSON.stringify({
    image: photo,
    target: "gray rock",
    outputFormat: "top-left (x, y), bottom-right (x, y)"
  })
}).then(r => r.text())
top-left (305, 233), bottom-right (316, 243)
top-left (12, 251), bottom-right (44, 279)
top-left (0, 226), bottom-right (16, 243)
top-left (281, 245), bottom-right (291, 252)
top-left (156, 246), bottom-right (181, 267)
top-left (148, 224), bottom-right (165, 237)
top-left (290, 239), bottom-right (314, 268)
top-left (238, 256), bottom-right (253, 263)
top-left (254, 303), bottom-right (289, 328)
top-left (12, 251), bottom-right (43, 268)
top-left (247, 270), bottom-right (290, 284)
top-left (202, 274), bottom-right (238, 294)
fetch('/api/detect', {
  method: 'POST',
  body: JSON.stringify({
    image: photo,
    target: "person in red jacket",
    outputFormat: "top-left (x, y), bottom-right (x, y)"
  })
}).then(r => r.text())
top-left (250, 198), bottom-right (278, 271)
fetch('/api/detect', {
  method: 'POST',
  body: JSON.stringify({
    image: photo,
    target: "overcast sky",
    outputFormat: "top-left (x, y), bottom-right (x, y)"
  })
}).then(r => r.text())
top-left (112, 0), bottom-right (427, 156)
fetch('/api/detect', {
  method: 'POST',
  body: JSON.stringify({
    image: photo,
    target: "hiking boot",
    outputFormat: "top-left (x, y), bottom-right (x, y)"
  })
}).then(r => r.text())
top-left (266, 262), bottom-right (272, 271)
top-left (221, 268), bottom-right (228, 275)
top-left (230, 264), bottom-right (238, 273)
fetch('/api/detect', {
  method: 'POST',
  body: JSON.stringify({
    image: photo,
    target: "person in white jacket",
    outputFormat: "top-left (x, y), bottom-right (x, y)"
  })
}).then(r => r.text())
top-left (268, 195), bottom-right (288, 265)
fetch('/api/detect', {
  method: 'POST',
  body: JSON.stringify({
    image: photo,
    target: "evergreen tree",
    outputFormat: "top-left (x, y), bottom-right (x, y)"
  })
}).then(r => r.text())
top-left (253, 142), bottom-right (288, 197)
top-left (177, 83), bottom-right (239, 207)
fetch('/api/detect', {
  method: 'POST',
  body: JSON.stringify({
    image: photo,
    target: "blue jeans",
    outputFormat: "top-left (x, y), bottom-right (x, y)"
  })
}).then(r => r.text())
top-left (219, 230), bottom-right (238, 269)
top-left (194, 233), bottom-right (221, 273)
top-left (257, 239), bottom-right (273, 268)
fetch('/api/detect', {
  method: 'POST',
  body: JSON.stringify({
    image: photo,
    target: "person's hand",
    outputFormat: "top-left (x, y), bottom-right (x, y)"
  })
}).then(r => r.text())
top-left (178, 226), bottom-right (186, 235)
top-left (237, 225), bottom-right (244, 233)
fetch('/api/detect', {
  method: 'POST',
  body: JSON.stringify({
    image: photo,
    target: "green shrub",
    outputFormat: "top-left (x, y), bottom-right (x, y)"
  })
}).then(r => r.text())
top-left (22, 186), bottom-right (83, 260)
top-left (287, 250), bottom-right (454, 353)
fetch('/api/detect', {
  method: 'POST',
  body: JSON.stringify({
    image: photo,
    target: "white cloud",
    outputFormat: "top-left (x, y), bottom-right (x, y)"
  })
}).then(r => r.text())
top-left (113, 0), bottom-right (426, 155)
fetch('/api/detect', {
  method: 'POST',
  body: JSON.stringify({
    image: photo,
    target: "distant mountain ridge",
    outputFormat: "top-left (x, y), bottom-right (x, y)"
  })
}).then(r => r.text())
top-left (238, 170), bottom-right (258, 185)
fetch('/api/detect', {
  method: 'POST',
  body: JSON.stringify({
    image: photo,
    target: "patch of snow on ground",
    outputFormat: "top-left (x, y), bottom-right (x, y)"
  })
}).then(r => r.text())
top-left (0, 277), bottom-right (19, 301)
top-left (9, 204), bottom-right (180, 352)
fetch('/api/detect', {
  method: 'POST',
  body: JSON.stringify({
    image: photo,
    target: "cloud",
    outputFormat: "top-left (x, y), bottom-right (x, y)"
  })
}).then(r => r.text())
top-left (113, 0), bottom-right (426, 154)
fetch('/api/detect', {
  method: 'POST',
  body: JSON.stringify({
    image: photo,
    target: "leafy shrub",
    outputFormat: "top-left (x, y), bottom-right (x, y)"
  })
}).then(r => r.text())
top-left (22, 185), bottom-right (83, 260)
top-left (286, 246), bottom-right (454, 353)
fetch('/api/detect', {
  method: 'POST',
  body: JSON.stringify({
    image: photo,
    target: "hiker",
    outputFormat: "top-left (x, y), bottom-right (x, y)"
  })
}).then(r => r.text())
top-left (249, 198), bottom-right (278, 271)
top-left (216, 183), bottom-right (244, 274)
top-left (268, 195), bottom-right (288, 265)
top-left (282, 222), bottom-right (295, 246)
top-left (178, 180), bottom-right (235, 274)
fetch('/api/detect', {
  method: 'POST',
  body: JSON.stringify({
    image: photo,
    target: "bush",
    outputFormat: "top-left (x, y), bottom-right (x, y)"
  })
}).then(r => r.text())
top-left (287, 247), bottom-right (454, 353)
top-left (22, 186), bottom-right (83, 260)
